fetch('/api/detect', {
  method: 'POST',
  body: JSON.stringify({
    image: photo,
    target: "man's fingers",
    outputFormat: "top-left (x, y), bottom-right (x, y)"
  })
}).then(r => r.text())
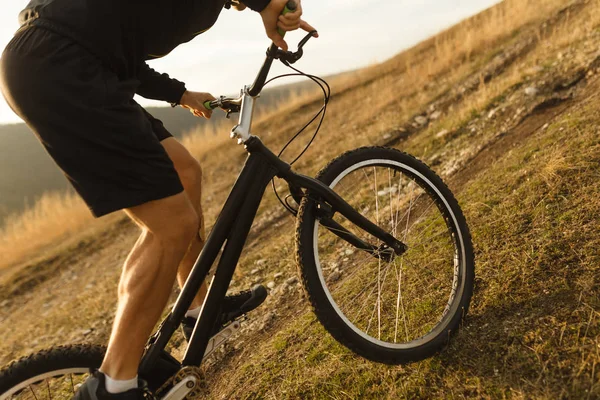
top-left (191, 108), bottom-right (212, 119)
top-left (275, 18), bottom-right (317, 36)
top-left (277, 19), bottom-right (301, 31)
top-left (278, 15), bottom-right (299, 25)
top-left (299, 20), bottom-right (318, 36)
top-left (268, 30), bottom-right (288, 51)
top-left (201, 106), bottom-right (213, 119)
top-left (280, 11), bottom-right (301, 24)
top-left (276, 37), bottom-right (288, 51)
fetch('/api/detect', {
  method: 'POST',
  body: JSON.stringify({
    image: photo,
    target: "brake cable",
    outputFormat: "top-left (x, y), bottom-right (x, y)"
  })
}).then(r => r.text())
top-left (260, 51), bottom-right (332, 216)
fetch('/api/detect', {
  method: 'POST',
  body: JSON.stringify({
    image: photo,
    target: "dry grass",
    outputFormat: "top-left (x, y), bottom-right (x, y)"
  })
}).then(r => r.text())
top-left (0, 191), bottom-right (93, 271)
top-left (180, 119), bottom-right (235, 158)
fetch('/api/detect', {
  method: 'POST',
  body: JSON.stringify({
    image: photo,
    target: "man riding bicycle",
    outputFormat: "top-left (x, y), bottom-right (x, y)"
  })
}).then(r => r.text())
top-left (0, 1), bottom-right (315, 398)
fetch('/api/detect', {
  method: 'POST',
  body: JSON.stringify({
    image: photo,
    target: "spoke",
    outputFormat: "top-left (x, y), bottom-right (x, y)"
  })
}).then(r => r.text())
top-left (396, 198), bottom-right (436, 234)
top-left (388, 169), bottom-right (394, 238)
top-left (406, 229), bottom-right (451, 251)
top-left (46, 380), bottom-right (52, 400)
top-left (70, 374), bottom-right (75, 394)
top-left (336, 174), bottom-right (371, 201)
top-left (394, 260), bottom-right (400, 342)
top-left (392, 192), bottom-right (426, 234)
top-left (374, 167), bottom-right (380, 225)
top-left (397, 203), bottom-right (445, 246)
top-left (366, 291), bottom-right (379, 336)
top-left (333, 253), bottom-right (377, 283)
top-left (350, 279), bottom-right (379, 322)
top-left (374, 167), bottom-right (381, 340)
top-left (29, 386), bottom-right (39, 400)
top-left (403, 182), bottom-right (415, 242)
top-left (362, 167), bottom-right (371, 184)
top-left (400, 257), bottom-right (448, 293)
top-left (366, 257), bottom-right (396, 337)
top-left (394, 258), bottom-right (410, 342)
top-left (394, 174), bottom-right (404, 238)
top-left (363, 259), bottom-right (395, 334)
top-left (377, 257), bottom-right (382, 339)
top-left (338, 274), bottom-right (378, 310)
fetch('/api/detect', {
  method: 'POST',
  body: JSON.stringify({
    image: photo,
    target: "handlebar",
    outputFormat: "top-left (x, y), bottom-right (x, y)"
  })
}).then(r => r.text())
top-left (204, 96), bottom-right (242, 112)
top-left (204, 0), bottom-right (317, 111)
top-left (204, 0), bottom-right (298, 110)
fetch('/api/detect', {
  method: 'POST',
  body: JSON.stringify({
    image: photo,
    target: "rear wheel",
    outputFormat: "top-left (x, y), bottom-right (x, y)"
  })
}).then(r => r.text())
top-left (0, 345), bottom-right (184, 400)
top-left (0, 345), bottom-right (104, 400)
top-left (296, 147), bottom-right (474, 364)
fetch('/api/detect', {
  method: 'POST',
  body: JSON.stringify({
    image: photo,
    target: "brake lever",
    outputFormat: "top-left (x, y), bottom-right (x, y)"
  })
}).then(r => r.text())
top-left (272, 30), bottom-right (318, 65)
top-left (298, 30), bottom-right (318, 51)
top-left (225, 104), bottom-right (241, 119)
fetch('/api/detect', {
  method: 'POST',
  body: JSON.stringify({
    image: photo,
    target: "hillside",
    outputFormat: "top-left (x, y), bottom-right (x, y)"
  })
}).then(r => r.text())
top-left (1, 0), bottom-right (599, 398)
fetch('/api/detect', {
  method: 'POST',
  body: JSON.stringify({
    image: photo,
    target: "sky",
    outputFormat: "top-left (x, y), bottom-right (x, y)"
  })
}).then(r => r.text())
top-left (0, 0), bottom-right (501, 125)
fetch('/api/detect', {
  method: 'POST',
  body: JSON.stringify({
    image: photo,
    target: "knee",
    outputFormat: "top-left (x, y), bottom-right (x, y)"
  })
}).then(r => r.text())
top-left (178, 158), bottom-right (203, 193)
top-left (158, 209), bottom-right (200, 250)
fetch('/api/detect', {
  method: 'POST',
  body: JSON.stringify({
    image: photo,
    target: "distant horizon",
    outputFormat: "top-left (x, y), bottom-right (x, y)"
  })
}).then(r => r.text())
top-left (0, 0), bottom-right (501, 125)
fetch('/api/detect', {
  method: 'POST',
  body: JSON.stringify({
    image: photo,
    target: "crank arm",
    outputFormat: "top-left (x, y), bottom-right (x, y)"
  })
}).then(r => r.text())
top-left (160, 375), bottom-right (197, 400)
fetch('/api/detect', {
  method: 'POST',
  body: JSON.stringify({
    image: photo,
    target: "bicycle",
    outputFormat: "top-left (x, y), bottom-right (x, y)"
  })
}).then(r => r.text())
top-left (0, 2), bottom-right (474, 399)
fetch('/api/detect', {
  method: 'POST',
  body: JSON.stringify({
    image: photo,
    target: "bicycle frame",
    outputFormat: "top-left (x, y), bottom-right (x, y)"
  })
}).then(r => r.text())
top-left (139, 42), bottom-right (407, 375)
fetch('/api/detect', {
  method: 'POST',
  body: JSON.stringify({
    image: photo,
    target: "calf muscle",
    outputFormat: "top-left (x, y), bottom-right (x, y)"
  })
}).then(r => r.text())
top-left (100, 192), bottom-right (198, 379)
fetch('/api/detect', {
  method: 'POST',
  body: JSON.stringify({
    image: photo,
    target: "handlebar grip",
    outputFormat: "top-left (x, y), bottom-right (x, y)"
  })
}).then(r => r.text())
top-left (203, 100), bottom-right (215, 110)
top-left (277, 0), bottom-right (298, 38)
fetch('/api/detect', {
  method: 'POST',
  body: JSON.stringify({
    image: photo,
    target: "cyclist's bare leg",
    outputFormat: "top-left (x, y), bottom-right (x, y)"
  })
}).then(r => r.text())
top-left (100, 191), bottom-right (199, 380)
top-left (161, 137), bottom-right (208, 310)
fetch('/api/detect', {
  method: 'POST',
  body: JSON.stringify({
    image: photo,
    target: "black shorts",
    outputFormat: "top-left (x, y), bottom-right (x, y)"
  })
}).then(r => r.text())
top-left (0, 26), bottom-right (184, 217)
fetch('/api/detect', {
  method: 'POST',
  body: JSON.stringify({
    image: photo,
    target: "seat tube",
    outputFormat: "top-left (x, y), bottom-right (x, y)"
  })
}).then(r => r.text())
top-left (182, 152), bottom-right (277, 366)
top-left (140, 151), bottom-right (267, 375)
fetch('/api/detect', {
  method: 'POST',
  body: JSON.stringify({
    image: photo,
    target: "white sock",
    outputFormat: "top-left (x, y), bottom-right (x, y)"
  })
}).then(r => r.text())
top-left (185, 306), bottom-right (202, 319)
top-left (100, 371), bottom-right (138, 394)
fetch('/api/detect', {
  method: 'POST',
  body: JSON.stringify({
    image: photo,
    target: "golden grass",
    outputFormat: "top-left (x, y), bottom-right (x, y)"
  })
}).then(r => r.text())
top-left (0, 191), bottom-right (92, 271)
top-left (180, 119), bottom-right (235, 158)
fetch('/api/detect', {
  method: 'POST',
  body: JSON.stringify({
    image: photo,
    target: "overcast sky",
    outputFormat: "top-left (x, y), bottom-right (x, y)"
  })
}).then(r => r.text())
top-left (0, 0), bottom-right (501, 125)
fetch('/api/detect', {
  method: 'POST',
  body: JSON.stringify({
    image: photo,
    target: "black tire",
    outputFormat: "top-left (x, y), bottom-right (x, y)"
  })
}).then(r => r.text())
top-left (0, 345), bottom-right (105, 400)
top-left (296, 147), bottom-right (474, 364)
top-left (0, 345), bottom-right (182, 399)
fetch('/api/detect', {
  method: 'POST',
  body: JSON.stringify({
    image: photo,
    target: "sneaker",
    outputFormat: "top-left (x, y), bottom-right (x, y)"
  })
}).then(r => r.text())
top-left (73, 371), bottom-right (153, 400)
top-left (181, 284), bottom-right (268, 341)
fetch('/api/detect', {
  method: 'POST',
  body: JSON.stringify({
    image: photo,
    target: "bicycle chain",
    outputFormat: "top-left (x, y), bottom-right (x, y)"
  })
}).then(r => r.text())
top-left (155, 366), bottom-right (204, 400)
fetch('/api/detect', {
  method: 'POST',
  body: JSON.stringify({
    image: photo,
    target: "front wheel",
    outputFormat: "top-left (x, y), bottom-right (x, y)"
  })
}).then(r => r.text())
top-left (296, 147), bottom-right (474, 364)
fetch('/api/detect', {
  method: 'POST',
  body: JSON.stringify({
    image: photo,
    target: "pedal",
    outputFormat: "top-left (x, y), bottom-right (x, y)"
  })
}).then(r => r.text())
top-left (159, 374), bottom-right (197, 400)
top-left (203, 320), bottom-right (241, 360)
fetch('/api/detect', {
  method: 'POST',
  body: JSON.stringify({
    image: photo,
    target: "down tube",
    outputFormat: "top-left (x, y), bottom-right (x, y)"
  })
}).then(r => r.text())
top-left (183, 153), bottom-right (277, 366)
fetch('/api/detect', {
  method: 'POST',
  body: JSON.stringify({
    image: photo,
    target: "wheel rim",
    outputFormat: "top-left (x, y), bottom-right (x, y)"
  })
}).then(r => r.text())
top-left (1, 368), bottom-right (92, 400)
top-left (313, 159), bottom-right (467, 350)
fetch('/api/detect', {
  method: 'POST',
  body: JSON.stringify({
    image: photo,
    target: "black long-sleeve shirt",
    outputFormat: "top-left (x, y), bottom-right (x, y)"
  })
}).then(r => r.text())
top-left (18, 0), bottom-right (270, 104)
